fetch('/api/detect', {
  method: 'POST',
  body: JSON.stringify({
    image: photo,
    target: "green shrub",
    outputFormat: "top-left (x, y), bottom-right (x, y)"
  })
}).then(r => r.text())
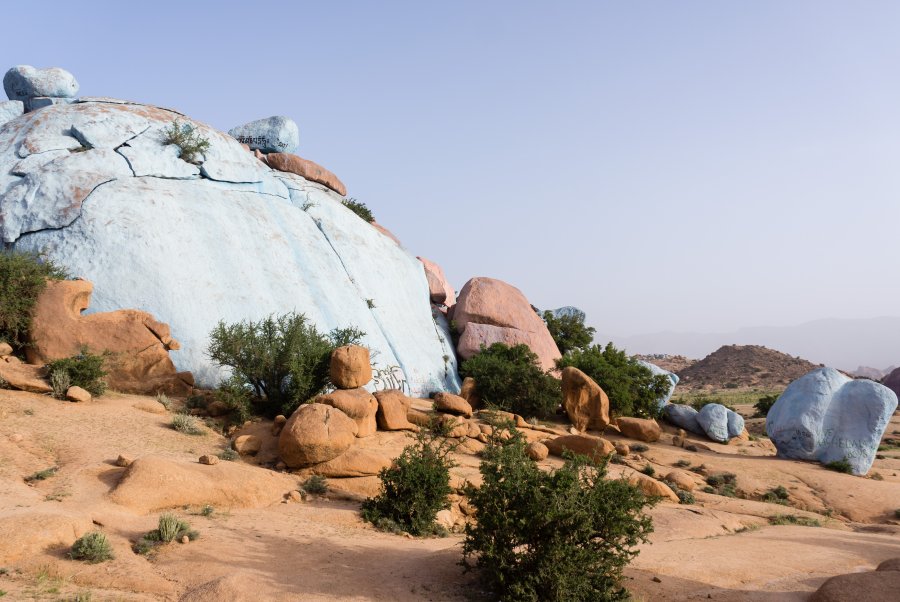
top-left (69, 532), bottom-right (113, 563)
top-left (556, 343), bottom-right (671, 419)
top-left (825, 458), bottom-right (854, 474)
top-left (163, 120), bottom-right (210, 164)
top-left (361, 431), bottom-right (455, 536)
top-left (341, 198), bottom-right (374, 222)
top-left (674, 459), bottom-right (691, 468)
top-left (155, 392), bottom-right (171, 410)
top-left (687, 395), bottom-right (734, 412)
top-left (754, 393), bottom-right (780, 418)
top-left (631, 443), bottom-right (649, 453)
top-left (462, 427), bottom-right (656, 601)
top-left (25, 466), bottom-right (58, 482)
top-left (768, 515), bottom-right (820, 527)
top-left (301, 475), bottom-right (328, 495)
top-left (218, 448), bottom-right (238, 461)
top-left (0, 249), bottom-right (67, 352)
top-left (45, 348), bottom-right (108, 397)
top-left (762, 485), bottom-right (790, 505)
top-left (213, 376), bottom-right (253, 424)
top-left (157, 513), bottom-right (193, 542)
top-left (542, 309), bottom-right (596, 355)
top-left (705, 473), bottom-right (738, 497)
top-left (207, 312), bottom-right (363, 417)
top-left (459, 343), bottom-right (560, 419)
top-left (172, 414), bottom-right (203, 435)
top-left (676, 489), bottom-right (695, 505)
top-left (49, 368), bottom-right (70, 399)
top-left (641, 465), bottom-right (655, 477)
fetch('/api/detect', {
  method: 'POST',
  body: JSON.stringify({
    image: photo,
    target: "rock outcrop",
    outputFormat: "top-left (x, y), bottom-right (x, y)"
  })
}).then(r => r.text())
top-left (766, 367), bottom-right (897, 475)
top-left (227, 116), bottom-right (299, 154)
top-left (0, 94), bottom-right (459, 396)
top-left (561, 366), bottom-right (610, 432)
top-left (0, 100), bottom-right (23, 128)
top-left (453, 277), bottom-right (560, 372)
top-left (663, 402), bottom-right (744, 444)
top-left (266, 152), bottom-right (346, 196)
top-left (278, 403), bottom-right (358, 468)
top-left (418, 256), bottom-right (456, 306)
top-left (26, 279), bottom-right (193, 394)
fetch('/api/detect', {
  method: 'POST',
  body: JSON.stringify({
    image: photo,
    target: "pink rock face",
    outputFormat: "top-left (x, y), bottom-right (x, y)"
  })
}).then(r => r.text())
top-left (417, 256), bottom-right (456, 306)
top-left (454, 277), bottom-right (561, 372)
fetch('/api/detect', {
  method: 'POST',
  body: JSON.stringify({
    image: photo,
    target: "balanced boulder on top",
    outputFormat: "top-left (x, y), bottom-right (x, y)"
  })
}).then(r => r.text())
top-left (4, 65), bottom-right (79, 103)
top-left (228, 116), bottom-right (299, 154)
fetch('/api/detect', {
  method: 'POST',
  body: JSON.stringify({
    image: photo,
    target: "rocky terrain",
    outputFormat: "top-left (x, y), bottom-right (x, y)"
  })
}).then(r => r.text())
top-left (1, 65), bottom-right (899, 601)
top-left (675, 345), bottom-right (822, 390)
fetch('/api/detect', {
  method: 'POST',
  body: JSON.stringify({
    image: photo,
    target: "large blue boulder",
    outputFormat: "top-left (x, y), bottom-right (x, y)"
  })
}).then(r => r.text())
top-left (766, 367), bottom-right (898, 475)
top-left (664, 403), bottom-right (703, 436)
top-left (637, 360), bottom-right (679, 410)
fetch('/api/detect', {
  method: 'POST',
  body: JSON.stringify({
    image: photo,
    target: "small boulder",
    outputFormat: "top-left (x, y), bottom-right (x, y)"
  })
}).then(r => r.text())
top-left (664, 469), bottom-right (696, 491)
top-left (318, 387), bottom-right (378, 437)
top-left (526, 441), bottom-right (549, 461)
top-left (271, 415), bottom-right (287, 437)
top-left (198, 455), bottom-right (219, 465)
top-left (206, 400), bottom-right (230, 417)
top-left (0, 361), bottom-right (51, 394)
top-left (433, 392), bottom-right (473, 418)
top-left (417, 256), bottom-right (456, 306)
top-left (330, 345), bottom-right (372, 389)
top-left (233, 435), bottom-right (262, 456)
top-left (374, 389), bottom-right (417, 431)
top-left (561, 366), bottom-right (610, 432)
top-left (227, 116), bottom-right (299, 154)
top-left (459, 376), bottom-right (480, 408)
top-left (267, 152), bottom-right (347, 196)
top-left (441, 414), bottom-right (470, 438)
top-left (615, 443), bottom-right (630, 456)
top-left (696, 404), bottom-right (731, 443)
top-left (616, 417), bottom-right (661, 442)
top-left (65, 385), bottom-right (91, 403)
top-left (627, 473), bottom-right (680, 502)
top-left (116, 454), bottom-right (133, 467)
top-left (4, 65), bottom-right (79, 102)
top-left (0, 341), bottom-right (12, 356)
top-left (278, 403), bottom-right (358, 468)
top-left (545, 434), bottom-right (615, 460)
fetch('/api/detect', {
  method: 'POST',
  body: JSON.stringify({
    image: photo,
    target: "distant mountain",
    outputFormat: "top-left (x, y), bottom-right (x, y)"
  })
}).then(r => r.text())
top-left (604, 317), bottom-right (900, 371)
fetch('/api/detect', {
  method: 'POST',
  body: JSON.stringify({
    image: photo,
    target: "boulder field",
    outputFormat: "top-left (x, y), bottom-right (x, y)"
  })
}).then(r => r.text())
top-left (0, 90), bottom-right (459, 396)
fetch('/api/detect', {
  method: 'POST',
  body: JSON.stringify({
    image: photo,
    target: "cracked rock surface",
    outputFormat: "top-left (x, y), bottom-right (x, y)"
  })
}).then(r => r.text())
top-left (0, 99), bottom-right (460, 394)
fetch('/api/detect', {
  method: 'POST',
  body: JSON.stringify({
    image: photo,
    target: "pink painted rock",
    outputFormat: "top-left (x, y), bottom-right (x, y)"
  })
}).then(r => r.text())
top-left (417, 257), bottom-right (456, 306)
top-left (453, 277), bottom-right (560, 372)
top-left (265, 152), bottom-right (346, 196)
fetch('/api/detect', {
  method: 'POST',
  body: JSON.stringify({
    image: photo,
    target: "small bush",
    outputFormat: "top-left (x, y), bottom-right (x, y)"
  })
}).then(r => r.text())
top-left (301, 475), bottom-right (328, 495)
top-left (207, 312), bottom-right (363, 417)
top-left (172, 414), bottom-right (203, 435)
top-left (218, 448), bottom-right (238, 461)
top-left (361, 431), bottom-right (455, 536)
top-left (631, 443), bottom-right (649, 453)
top-left (687, 395), bottom-right (734, 412)
top-left (825, 458), bottom-right (854, 474)
top-left (162, 120), bottom-right (210, 164)
top-left (341, 198), bottom-right (374, 222)
top-left (754, 393), bottom-right (780, 418)
top-left (705, 473), bottom-right (738, 497)
top-left (462, 427), bottom-right (656, 601)
top-left (49, 368), bottom-right (70, 399)
top-left (676, 489), bottom-right (695, 504)
top-left (213, 376), bottom-right (253, 424)
top-left (674, 459), bottom-right (691, 468)
top-left (763, 485), bottom-right (790, 505)
top-left (155, 392), bottom-right (171, 410)
top-left (69, 532), bottom-right (113, 563)
top-left (459, 343), bottom-right (560, 419)
top-left (641, 465), bottom-right (655, 477)
top-left (158, 513), bottom-right (193, 542)
top-left (45, 348), bottom-right (108, 397)
top-left (0, 249), bottom-right (67, 351)
top-left (200, 505), bottom-right (214, 517)
top-left (610, 453), bottom-right (627, 465)
top-left (556, 343), bottom-right (671, 419)
top-left (542, 309), bottom-right (596, 355)
top-left (25, 466), bottom-right (58, 482)
top-left (768, 515), bottom-right (820, 527)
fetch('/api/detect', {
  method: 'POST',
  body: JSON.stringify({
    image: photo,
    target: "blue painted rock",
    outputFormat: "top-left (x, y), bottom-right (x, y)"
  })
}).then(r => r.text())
top-left (726, 409), bottom-right (745, 439)
top-left (0, 99), bottom-right (460, 396)
top-left (4, 65), bottom-right (79, 102)
top-left (637, 360), bottom-right (680, 410)
top-left (766, 367), bottom-right (898, 475)
top-left (0, 100), bottom-right (23, 128)
top-left (697, 403), bottom-right (731, 443)
top-left (228, 116), bottom-right (299, 154)
top-left (664, 403), bottom-right (704, 436)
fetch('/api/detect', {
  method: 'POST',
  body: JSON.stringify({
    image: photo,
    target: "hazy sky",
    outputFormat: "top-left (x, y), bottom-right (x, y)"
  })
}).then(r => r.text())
top-left (4, 1), bottom-right (900, 340)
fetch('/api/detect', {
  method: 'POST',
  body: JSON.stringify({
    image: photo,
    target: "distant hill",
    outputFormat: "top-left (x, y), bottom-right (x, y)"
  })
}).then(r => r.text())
top-left (675, 344), bottom-right (822, 390)
top-left (605, 317), bottom-right (900, 371)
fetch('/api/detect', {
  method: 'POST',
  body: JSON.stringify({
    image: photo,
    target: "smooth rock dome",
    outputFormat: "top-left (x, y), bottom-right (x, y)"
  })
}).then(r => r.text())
top-left (0, 98), bottom-right (460, 395)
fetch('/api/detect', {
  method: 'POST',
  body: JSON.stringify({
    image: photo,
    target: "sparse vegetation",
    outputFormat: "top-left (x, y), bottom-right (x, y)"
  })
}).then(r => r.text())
top-left (0, 249), bottom-right (68, 352)
top-left (682, 394), bottom-right (735, 412)
top-left (754, 393), bottom-right (780, 417)
top-left (49, 368), bottom-right (70, 399)
top-left (768, 515), bottom-right (821, 527)
top-left (631, 443), bottom-right (649, 453)
top-left (207, 312), bottom-right (363, 417)
top-left (200, 505), bottom-right (214, 517)
top-left (824, 458), bottom-right (854, 474)
top-left (134, 513), bottom-right (198, 555)
top-left (704, 473), bottom-right (738, 497)
top-left (172, 414), bottom-right (203, 435)
top-left (462, 426), bottom-right (656, 601)
top-left (68, 532), bottom-right (113, 563)
top-left (301, 475), bottom-right (328, 495)
top-left (674, 459), bottom-right (691, 468)
top-left (361, 431), bottom-right (455, 537)
top-left (556, 343), bottom-right (672, 419)
top-left (459, 343), bottom-right (560, 419)
top-left (25, 466), bottom-right (58, 482)
top-left (218, 448), bottom-right (238, 461)
top-left (641, 465), bottom-right (655, 477)
top-left (155, 392), bottom-right (171, 410)
top-left (762, 485), bottom-right (790, 505)
top-left (341, 198), bottom-right (374, 222)
top-left (542, 309), bottom-right (596, 355)
top-left (162, 120), bottom-right (210, 164)
top-left (45, 348), bottom-right (108, 397)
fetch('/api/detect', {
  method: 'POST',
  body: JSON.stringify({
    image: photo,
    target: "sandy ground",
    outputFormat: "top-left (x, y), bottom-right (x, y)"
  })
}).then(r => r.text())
top-left (0, 390), bottom-right (898, 601)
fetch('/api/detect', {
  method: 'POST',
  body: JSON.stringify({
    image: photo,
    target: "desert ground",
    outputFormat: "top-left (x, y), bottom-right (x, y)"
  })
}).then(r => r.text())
top-left (0, 388), bottom-right (897, 601)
